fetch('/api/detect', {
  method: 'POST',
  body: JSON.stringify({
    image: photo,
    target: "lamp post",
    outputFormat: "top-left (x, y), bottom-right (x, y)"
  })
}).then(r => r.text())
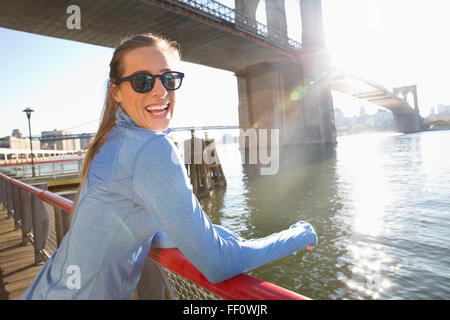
top-left (23, 107), bottom-right (35, 177)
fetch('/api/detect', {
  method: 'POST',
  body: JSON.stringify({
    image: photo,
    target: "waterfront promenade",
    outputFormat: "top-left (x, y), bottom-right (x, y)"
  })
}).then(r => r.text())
top-left (0, 206), bottom-right (40, 300)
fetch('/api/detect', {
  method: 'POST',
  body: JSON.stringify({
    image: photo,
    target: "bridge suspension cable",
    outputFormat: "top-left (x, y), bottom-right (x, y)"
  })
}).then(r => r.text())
top-left (62, 119), bottom-right (100, 132)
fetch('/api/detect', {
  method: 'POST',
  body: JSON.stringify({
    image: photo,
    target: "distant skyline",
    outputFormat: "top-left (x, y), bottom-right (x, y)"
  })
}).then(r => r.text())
top-left (1, 0), bottom-right (449, 139)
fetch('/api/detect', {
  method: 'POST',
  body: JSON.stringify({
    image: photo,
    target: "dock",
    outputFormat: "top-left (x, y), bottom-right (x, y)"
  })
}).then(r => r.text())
top-left (0, 205), bottom-right (41, 300)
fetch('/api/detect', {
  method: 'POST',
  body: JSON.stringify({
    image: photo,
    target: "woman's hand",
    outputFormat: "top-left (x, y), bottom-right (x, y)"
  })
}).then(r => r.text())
top-left (288, 221), bottom-right (318, 251)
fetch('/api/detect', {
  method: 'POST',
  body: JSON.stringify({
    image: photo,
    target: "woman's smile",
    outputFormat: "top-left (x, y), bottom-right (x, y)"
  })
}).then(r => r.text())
top-left (144, 102), bottom-right (171, 119)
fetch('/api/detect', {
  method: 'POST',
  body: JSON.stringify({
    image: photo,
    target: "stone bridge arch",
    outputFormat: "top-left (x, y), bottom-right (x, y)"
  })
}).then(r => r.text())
top-left (393, 85), bottom-right (419, 111)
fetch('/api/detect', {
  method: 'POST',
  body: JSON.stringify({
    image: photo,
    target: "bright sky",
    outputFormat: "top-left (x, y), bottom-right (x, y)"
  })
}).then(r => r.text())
top-left (321, 0), bottom-right (450, 117)
top-left (1, 0), bottom-right (449, 138)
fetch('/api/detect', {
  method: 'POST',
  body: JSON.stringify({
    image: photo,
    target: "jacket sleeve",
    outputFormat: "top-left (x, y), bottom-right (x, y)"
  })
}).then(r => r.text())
top-left (132, 136), bottom-right (318, 284)
top-left (152, 224), bottom-right (245, 249)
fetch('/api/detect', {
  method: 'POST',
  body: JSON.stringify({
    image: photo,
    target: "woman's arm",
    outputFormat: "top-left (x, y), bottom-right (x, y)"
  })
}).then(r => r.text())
top-left (152, 224), bottom-right (244, 249)
top-left (132, 136), bottom-right (317, 283)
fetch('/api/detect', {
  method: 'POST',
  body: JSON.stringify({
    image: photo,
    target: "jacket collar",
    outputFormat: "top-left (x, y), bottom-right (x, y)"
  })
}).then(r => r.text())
top-left (115, 105), bottom-right (173, 135)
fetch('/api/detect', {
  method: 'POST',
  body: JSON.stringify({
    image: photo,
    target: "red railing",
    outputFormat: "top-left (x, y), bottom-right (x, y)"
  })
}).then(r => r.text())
top-left (0, 172), bottom-right (310, 300)
top-left (0, 157), bottom-right (84, 167)
top-left (149, 248), bottom-right (309, 300)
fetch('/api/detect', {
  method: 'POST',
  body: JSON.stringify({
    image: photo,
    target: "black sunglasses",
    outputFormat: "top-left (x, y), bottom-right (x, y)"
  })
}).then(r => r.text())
top-left (115, 71), bottom-right (184, 93)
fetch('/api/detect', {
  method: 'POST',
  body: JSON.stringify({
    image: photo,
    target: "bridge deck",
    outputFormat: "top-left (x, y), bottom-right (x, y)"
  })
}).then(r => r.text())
top-left (0, 0), bottom-right (295, 73)
top-left (331, 70), bottom-right (416, 114)
top-left (0, 206), bottom-right (41, 300)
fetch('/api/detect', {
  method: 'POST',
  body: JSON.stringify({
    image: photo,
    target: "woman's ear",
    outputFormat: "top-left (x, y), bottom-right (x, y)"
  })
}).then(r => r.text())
top-left (109, 83), bottom-right (121, 103)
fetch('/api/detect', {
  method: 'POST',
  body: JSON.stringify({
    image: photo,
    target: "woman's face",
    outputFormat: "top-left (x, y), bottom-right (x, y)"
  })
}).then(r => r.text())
top-left (110, 46), bottom-right (177, 131)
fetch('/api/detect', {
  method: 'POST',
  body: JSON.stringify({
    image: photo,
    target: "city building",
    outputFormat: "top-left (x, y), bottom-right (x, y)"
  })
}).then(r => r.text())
top-left (429, 107), bottom-right (436, 117)
top-left (0, 129), bottom-right (41, 149)
top-left (373, 109), bottom-right (393, 129)
top-left (334, 108), bottom-right (351, 133)
top-left (427, 104), bottom-right (450, 120)
top-left (79, 133), bottom-right (94, 150)
top-left (333, 107), bottom-right (393, 135)
top-left (12, 129), bottom-right (23, 138)
top-left (41, 129), bottom-right (80, 150)
top-left (436, 104), bottom-right (450, 115)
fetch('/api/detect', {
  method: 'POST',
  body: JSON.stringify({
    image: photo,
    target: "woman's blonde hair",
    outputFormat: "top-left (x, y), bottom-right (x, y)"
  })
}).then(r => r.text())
top-left (71, 32), bottom-right (181, 213)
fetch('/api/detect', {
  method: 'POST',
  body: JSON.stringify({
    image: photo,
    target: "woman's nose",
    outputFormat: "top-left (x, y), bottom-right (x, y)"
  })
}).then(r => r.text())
top-left (151, 77), bottom-right (167, 97)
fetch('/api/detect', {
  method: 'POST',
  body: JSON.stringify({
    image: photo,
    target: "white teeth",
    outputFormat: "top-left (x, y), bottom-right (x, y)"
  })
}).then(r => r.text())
top-left (146, 103), bottom-right (168, 112)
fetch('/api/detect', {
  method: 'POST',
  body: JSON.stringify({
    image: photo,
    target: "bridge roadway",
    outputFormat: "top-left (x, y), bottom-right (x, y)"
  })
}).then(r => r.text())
top-left (331, 70), bottom-right (416, 114)
top-left (330, 69), bottom-right (423, 133)
top-left (0, 0), bottom-right (299, 72)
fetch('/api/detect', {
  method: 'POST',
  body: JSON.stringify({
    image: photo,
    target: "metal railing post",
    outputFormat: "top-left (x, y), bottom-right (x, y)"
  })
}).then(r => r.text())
top-left (30, 182), bottom-right (49, 264)
top-left (5, 178), bottom-right (10, 218)
top-left (6, 179), bottom-right (15, 219)
top-left (53, 205), bottom-right (64, 248)
top-left (0, 178), bottom-right (4, 209)
top-left (12, 183), bottom-right (21, 230)
top-left (0, 178), bottom-right (5, 210)
top-left (2, 176), bottom-right (6, 208)
top-left (55, 190), bottom-right (76, 237)
top-left (19, 187), bottom-right (33, 245)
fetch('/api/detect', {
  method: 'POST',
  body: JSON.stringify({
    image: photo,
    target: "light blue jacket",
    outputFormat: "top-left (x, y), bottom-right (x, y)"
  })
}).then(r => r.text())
top-left (21, 106), bottom-right (318, 300)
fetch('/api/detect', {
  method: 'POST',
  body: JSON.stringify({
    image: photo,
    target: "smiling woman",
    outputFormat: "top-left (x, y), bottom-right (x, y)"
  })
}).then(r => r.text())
top-left (20, 32), bottom-right (318, 300)
top-left (109, 46), bottom-right (184, 131)
top-left (78, 35), bottom-right (181, 190)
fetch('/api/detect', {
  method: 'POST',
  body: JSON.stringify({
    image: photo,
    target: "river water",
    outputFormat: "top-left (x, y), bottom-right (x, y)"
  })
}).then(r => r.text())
top-left (196, 130), bottom-right (450, 300)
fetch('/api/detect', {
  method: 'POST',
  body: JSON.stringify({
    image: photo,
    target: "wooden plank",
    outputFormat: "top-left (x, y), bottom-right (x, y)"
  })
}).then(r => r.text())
top-left (0, 207), bottom-right (43, 300)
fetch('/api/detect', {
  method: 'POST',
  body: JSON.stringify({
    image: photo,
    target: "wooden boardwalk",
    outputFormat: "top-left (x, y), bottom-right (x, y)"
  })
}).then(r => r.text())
top-left (0, 206), bottom-right (42, 300)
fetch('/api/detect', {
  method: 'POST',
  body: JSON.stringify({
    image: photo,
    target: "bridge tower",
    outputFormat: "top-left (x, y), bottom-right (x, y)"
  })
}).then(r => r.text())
top-left (392, 85), bottom-right (423, 132)
top-left (235, 0), bottom-right (336, 147)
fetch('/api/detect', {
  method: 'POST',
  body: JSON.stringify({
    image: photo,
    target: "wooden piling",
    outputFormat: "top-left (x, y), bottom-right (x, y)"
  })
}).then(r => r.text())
top-left (183, 130), bottom-right (226, 199)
